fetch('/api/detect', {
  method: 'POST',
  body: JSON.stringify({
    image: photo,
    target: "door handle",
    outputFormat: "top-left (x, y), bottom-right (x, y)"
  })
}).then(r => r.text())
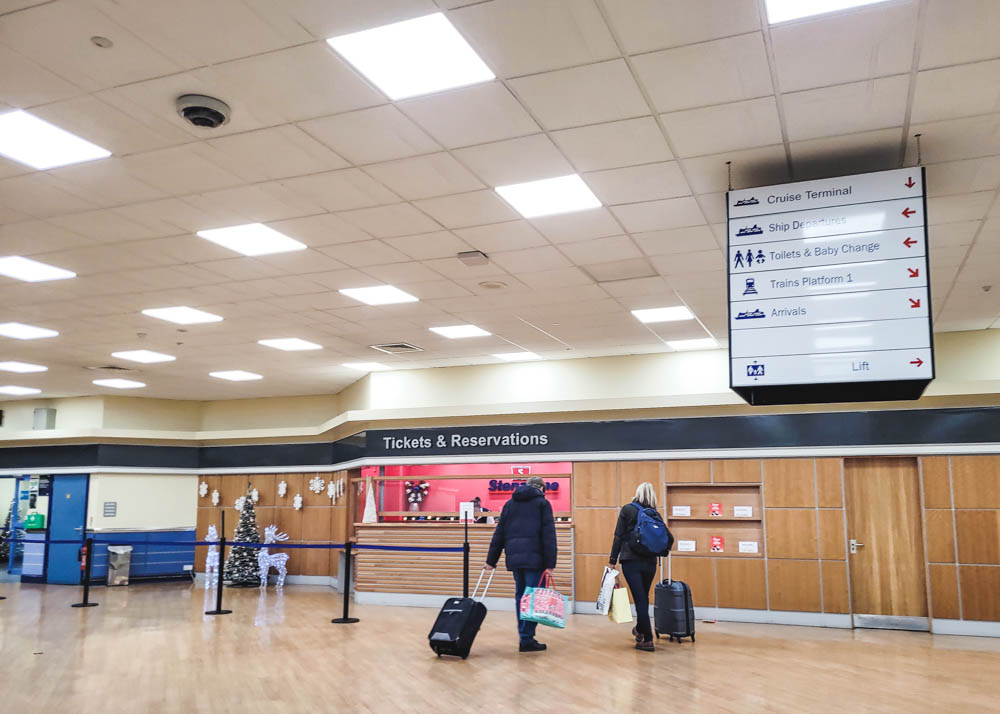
top-left (74, 526), bottom-right (83, 532)
top-left (849, 539), bottom-right (865, 554)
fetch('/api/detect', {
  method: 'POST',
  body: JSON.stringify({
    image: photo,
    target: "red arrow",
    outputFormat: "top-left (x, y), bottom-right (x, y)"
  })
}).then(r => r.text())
top-left (903, 237), bottom-right (917, 248)
top-left (910, 357), bottom-right (923, 367)
top-left (902, 207), bottom-right (916, 218)
top-left (908, 268), bottom-right (920, 278)
top-left (909, 298), bottom-right (921, 308)
top-left (905, 177), bottom-right (915, 188)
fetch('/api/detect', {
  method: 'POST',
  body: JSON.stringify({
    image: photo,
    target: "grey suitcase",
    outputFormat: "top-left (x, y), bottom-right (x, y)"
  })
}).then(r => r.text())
top-left (654, 556), bottom-right (695, 643)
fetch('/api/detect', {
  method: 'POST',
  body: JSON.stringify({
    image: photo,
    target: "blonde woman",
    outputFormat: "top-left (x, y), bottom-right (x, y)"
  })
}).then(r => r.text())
top-left (609, 482), bottom-right (661, 652)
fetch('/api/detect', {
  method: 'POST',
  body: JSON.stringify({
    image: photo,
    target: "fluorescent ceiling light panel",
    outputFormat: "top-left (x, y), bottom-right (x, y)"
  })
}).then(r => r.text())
top-left (0, 385), bottom-right (41, 395)
top-left (0, 361), bottom-right (47, 373)
top-left (0, 322), bottom-right (58, 340)
top-left (327, 13), bottom-right (494, 100)
top-left (210, 370), bottom-right (262, 381)
top-left (142, 306), bottom-right (223, 324)
top-left (342, 362), bottom-right (391, 371)
top-left (111, 350), bottom-right (176, 364)
top-left (430, 324), bottom-right (491, 339)
top-left (631, 306), bottom-right (694, 324)
top-left (667, 338), bottom-right (718, 351)
top-left (92, 378), bottom-right (145, 389)
top-left (339, 285), bottom-right (418, 306)
top-left (0, 110), bottom-right (110, 170)
top-left (258, 338), bottom-right (322, 351)
top-left (764, 0), bottom-right (890, 23)
top-left (495, 174), bottom-right (601, 218)
top-left (0, 256), bottom-right (76, 282)
top-left (196, 223), bottom-right (306, 256)
top-left (494, 351), bottom-right (541, 362)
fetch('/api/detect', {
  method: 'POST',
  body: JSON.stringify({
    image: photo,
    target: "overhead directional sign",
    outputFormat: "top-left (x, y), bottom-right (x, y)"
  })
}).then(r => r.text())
top-left (727, 167), bottom-right (933, 405)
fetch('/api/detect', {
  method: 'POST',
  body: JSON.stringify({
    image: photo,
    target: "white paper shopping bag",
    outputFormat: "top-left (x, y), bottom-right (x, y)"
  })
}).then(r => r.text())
top-left (596, 566), bottom-right (619, 615)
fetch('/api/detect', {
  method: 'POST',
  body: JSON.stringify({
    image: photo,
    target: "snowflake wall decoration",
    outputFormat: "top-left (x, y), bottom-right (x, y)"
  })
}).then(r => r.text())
top-left (199, 481), bottom-right (208, 498)
top-left (308, 476), bottom-right (325, 494)
top-left (251, 487), bottom-right (260, 503)
top-left (293, 493), bottom-right (303, 510)
top-left (277, 480), bottom-right (287, 497)
top-left (327, 480), bottom-right (336, 500)
top-left (235, 495), bottom-right (247, 512)
top-left (211, 489), bottom-right (220, 506)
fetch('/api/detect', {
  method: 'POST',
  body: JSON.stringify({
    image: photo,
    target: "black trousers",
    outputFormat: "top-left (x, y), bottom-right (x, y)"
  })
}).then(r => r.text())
top-left (621, 558), bottom-right (657, 639)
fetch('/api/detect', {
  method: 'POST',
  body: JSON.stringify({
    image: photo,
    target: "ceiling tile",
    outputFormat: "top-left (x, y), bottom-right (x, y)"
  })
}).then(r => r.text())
top-left (551, 117), bottom-right (672, 172)
top-left (790, 127), bottom-right (902, 181)
top-left (413, 190), bottom-right (518, 228)
top-left (454, 220), bottom-right (548, 253)
top-left (0, 173), bottom-right (97, 218)
top-left (927, 192), bottom-right (995, 225)
top-left (509, 59), bottom-right (649, 130)
top-left (633, 225), bottom-right (717, 256)
top-left (581, 257), bottom-right (657, 282)
top-left (783, 75), bottom-right (910, 142)
top-left (422, 255), bottom-right (509, 280)
top-left (180, 183), bottom-right (322, 226)
top-left (279, 168), bottom-right (400, 212)
top-left (927, 220), bottom-right (982, 249)
top-left (338, 203), bottom-right (442, 238)
top-left (559, 235), bottom-right (640, 264)
top-left (583, 162), bottom-right (690, 205)
top-left (317, 239), bottom-right (409, 267)
top-left (602, 0), bottom-right (761, 54)
top-left (120, 144), bottom-right (245, 196)
top-left (770, 2), bottom-right (917, 92)
top-left (269, 213), bottom-right (372, 247)
top-left (661, 97), bottom-right (782, 158)
top-left (696, 193), bottom-right (728, 224)
top-left (632, 33), bottom-right (772, 113)
top-left (680, 144), bottom-right (789, 194)
top-left (453, 134), bottom-right (572, 186)
top-left (610, 196), bottom-right (705, 233)
top-left (911, 60), bottom-right (1000, 125)
top-left (249, 0), bottom-right (437, 40)
top-left (651, 248), bottom-right (723, 276)
top-left (906, 115), bottom-right (1000, 165)
top-left (400, 83), bottom-right (539, 148)
top-left (382, 231), bottom-right (470, 260)
top-left (362, 261), bottom-right (445, 284)
top-left (450, 0), bottom-right (618, 77)
top-left (298, 105), bottom-right (440, 165)
top-left (0, 44), bottom-right (79, 107)
top-left (46, 208), bottom-right (166, 243)
top-left (0, 220), bottom-right (90, 255)
top-left (47, 158), bottom-right (167, 207)
top-left (363, 153), bottom-right (484, 200)
top-left (530, 208), bottom-right (623, 243)
top-left (490, 246), bottom-right (572, 274)
top-left (206, 125), bottom-right (348, 182)
top-left (920, 0), bottom-right (1000, 68)
top-left (925, 157), bottom-right (1000, 197)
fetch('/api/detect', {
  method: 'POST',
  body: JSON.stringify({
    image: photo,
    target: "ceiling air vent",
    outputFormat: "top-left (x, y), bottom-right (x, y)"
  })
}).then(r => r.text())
top-left (84, 365), bottom-right (134, 372)
top-left (370, 342), bottom-right (423, 355)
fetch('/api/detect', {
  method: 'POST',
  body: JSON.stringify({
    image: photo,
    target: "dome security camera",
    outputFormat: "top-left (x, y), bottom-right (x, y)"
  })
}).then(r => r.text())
top-left (176, 94), bottom-right (231, 129)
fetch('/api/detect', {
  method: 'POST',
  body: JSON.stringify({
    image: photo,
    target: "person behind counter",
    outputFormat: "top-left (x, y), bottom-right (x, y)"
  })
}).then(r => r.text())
top-left (609, 482), bottom-right (660, 652)
top-left (485, 476), bottom-right (557, 653)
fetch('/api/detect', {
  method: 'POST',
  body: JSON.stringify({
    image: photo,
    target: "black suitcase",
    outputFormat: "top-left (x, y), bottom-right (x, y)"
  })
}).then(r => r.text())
top-left (654, 557), bottom-right (695, 643)
top-left (429, 568), bottom-right (494, 659)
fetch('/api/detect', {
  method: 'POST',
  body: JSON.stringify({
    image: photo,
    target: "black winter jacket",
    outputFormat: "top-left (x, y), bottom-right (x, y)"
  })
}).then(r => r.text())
top-left (609, 502), bottom-right (657, 564)
top-left (486, 485), bottom-right (557, 571)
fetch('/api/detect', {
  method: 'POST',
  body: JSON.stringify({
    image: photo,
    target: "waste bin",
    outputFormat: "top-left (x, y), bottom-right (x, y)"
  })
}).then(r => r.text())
top-left (107, 545), bottom-right (133, 586)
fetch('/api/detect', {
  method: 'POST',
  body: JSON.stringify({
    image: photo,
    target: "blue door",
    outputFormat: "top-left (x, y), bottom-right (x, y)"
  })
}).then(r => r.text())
top-left (46, 474), bottom-right (89, 584)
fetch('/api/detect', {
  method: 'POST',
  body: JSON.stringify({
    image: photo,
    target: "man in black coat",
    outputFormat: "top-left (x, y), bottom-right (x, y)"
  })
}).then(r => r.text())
top-left (485, 476), bottom-right (557, 652)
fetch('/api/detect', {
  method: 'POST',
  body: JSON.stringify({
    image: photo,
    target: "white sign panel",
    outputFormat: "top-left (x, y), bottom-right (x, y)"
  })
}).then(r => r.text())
top-left (738, 541), bottom-right (759, 554)
top-left (671, 505), bottom-right (692, 517)
top-left (733, 506), bottom-right (754, 518)
top-left (677, 540), bottom-right (697, 552)
top-left (728, 167), bottom-right (932, 396)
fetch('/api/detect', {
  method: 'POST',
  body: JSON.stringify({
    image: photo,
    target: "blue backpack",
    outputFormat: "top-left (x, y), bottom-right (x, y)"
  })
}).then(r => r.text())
top-left (631, 504), bottom-right (674, 557)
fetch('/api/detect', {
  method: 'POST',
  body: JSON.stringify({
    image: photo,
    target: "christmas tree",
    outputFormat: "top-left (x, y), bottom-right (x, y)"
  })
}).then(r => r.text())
top-left (223, 489), bottom-right (261, 587)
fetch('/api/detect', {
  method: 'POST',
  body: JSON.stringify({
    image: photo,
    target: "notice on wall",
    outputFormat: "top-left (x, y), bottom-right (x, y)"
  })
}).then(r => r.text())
top-left (709, 502), bottom-right (722, 517)
top-left (458, 501), bottom-right (475, 522)
top-left (733, 505), bottom-right (754, 518)
top-left (727, 167), bottom-right (932, 405)
top-left (671, 505), bottom-right (692, 517)
top-left (710, 536), bottom-right (725, 552)
top-left (738, 541), bottom-right (759, 554)
top-left (677, 540), bottom-right (697, 552)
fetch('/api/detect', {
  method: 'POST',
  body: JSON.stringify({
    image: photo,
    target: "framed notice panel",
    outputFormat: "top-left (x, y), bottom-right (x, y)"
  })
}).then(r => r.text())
top-left (727, 167), bottom-right (933, 405)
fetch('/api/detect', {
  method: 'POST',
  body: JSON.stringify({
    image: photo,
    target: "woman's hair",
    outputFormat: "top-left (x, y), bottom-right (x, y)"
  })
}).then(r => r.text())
top-left (527, 476), bottom-right (546, 492)
top-left (634, 482), bottom-right (657, 508)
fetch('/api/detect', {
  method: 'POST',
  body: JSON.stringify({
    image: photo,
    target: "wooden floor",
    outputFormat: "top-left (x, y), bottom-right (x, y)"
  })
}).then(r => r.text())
top-left (1, 582), bottom-right (998, 713)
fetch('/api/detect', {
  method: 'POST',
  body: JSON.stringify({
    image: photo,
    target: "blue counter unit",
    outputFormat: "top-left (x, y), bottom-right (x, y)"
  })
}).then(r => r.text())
top-left (89, 530), bottom-right (196, 580)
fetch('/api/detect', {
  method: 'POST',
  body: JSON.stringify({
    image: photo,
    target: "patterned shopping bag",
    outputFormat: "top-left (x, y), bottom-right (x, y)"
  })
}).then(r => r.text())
top-left (519, 572), bottom-right (568, 628)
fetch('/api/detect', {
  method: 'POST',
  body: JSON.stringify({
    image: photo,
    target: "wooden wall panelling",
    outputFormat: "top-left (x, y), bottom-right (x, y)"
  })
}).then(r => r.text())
top-left (664, 460), bottom-right (711, 483)
top-left (301, 545), bottom-right (331, 576)
top-left (277, 473), bottom-right (305, 509)
top-left (669, 557), bottom-right (716, 608)
top-left (331, 508), bottom-right (347, 545)
top-left (199, 475), bottom-right (221, 508)
top-left (929, 564), bottom-right (960, 620)
top-left (818, 510), bottom-right (846, 560)
top-left (619, 461), bottom-right (660, 505)
top-left (194, 507), bottom-right (212, 572)
top-left (221, 475), bottom-right (249, 510)
top-left (302, 473), bottom-right (330, 507)
top-left (301, 506), bottom-right (332, 541)
top-left (765, 509), bottom-right (818, 559)
top-left (920, 456), bottom-right (952, 508)
top-left (575, 554), bottom-right (611, 601)
top-left (276, 507), bottom-right (303, 542)
top-left (669, 522), bottom-right (763, 558)
top-left (924, 510), bottom-right (957, 563)
top-left (247, 473), bottom-right (276, 507)
top-left (955, 510), bottom-right (1000, 564)
top-left (763, 459), bottom-right (817, 507)
top-left (821, 560), bottom-right (849, 613)
top-left (574, 462), bottom-right (618, 507)
top-left (959, 566), bottom-right (1000, 622)
top-left (815, 459), bottom-right (843, 507)
top-left (716, 559), bottom-right (766, 609)
top-left (712, 459), bottom-right (762, 483)
top-left (574, 508), bottom-right (619, 555)
top-left (665, 486), bottom-right (762, 519)
top-left (951, 456), bottom-right (1000, 508)
top-left (767, 560), bottom-right (822, 612)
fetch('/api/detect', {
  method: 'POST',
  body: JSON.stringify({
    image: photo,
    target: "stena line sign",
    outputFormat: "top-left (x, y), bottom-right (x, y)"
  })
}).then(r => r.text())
top-left (727, 167), bottom-right (933, 405)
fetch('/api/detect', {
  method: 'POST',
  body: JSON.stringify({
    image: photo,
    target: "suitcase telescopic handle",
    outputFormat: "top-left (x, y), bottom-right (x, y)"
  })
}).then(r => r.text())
top-left (473, 567), bottom-right (495, 601)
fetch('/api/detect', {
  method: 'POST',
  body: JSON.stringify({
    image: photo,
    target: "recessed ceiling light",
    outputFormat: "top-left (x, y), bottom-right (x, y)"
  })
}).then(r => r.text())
top-left (258, 338), bottom-right (323, 352)
top-left (142, 306), bottom-right (223, 325)
top-left (209, 370), bottom-right (262, 381)
top-left (111, 350), bottom-right (176, 364)
top-left (327, 13), bottom-right (494, 100)
top-left (493, 352), bottom-right (541, 362)
top-left (0, 110), bottom-right (110, 169)
top-left (764, 0), bottom-right (890, 23)
top-left (0, 361), bottom-right (47, 373)
top-left (495, 174), bottom-right (602, 218)
top-left (339, 285), bottom-right (419, 306)
top-left (667, 338), bottom-right (718, 351)
top-left (0, 385), bottom-right (41, 395)
top-left (631, 306), bottom-right (694, 324)
top-left (196, 223), bottom-right (306, 256)
top-left (342, 362), bottom-right (391, 372)
top-left (0, 322), bottom-right (59, 340)
top-left (0, 256), bottom-right (76, 282)
top-left (430, 324), bottom-right (491, 339)
top-left (92, 378), bottom-right (145, 389)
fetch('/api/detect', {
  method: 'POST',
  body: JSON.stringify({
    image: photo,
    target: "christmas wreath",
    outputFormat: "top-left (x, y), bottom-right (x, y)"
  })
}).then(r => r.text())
top-left (405, 480), bottom-right (430, 505)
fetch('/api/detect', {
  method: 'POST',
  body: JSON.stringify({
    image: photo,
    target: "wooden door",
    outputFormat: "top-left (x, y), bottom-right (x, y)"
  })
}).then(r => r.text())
top-left (844, 457), bottom-right (928, 629)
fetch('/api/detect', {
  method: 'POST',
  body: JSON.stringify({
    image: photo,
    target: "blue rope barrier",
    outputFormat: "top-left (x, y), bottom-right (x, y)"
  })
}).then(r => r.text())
top-left (353, 544), bottom-right (465, 552)
top-left (0, 537), bottom-right (466, 553)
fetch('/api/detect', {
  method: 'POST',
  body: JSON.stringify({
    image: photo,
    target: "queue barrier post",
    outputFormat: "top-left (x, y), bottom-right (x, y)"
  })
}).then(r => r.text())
top-left (463, 517), bottom-right (470, 599)
top-left (332, 541), bottom-right (359, 624)
top-left (205, 510), bottom-right (232, 616)
top-left (71, 537), bottom-right (98, 608)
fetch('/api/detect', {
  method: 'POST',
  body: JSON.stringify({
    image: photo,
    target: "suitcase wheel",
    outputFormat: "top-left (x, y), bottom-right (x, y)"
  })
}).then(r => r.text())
top-left (654, 630), bottom-right (660, 639)
top-left (691, 634), bottom-right (695, 642)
